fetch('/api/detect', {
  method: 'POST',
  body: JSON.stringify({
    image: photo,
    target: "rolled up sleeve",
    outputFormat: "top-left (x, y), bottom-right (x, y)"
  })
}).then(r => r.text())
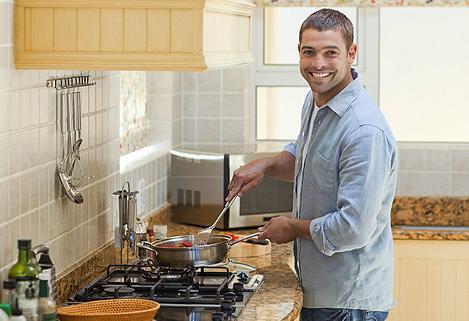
top-left (309, 124), bottom-right (394, 256)
top-left (284, 142), bottom-right (297, 158)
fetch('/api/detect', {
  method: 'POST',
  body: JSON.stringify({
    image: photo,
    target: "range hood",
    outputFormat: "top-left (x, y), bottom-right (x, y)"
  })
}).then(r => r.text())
top-left (15, 0), bottom-right (255, 71)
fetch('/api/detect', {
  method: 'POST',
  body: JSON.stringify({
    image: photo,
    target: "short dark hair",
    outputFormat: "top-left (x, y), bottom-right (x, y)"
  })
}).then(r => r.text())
top-left (299, 8), bottom-right (354, 50)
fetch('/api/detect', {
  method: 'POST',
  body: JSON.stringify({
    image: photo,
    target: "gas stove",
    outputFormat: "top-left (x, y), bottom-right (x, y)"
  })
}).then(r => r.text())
top-left (69, 262), bottom-right (263, 321)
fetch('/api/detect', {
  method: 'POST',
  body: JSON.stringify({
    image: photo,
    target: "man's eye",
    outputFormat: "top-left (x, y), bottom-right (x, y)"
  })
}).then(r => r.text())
top-left (303, 50), bottom-right (313, 55)
top-left (327, 51), bottom-right (338, 56)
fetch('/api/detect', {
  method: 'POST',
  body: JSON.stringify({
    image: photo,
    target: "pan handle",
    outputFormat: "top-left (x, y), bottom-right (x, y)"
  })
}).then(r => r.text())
top-left (229, 232), bottom-right (261, 246)
top-left (137, 241), bottom-right (159, 255)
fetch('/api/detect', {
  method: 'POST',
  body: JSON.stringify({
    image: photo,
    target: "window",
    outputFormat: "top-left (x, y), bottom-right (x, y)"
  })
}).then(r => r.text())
top-left (379, 7), bottom-right (469, 142)
top-left (255, 7), bottom-right (469, 143)
top-left (254, 7), bottom-right (378, 141)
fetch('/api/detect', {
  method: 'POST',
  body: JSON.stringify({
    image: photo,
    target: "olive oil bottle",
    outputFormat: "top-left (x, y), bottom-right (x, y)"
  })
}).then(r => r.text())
top-left (8, 240), bottom-right (39, 321)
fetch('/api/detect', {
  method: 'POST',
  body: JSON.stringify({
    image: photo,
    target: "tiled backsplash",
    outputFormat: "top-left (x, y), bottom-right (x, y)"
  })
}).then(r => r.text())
top-left (180, 66), bottom-right (253, 147)
top-left (0, 66), bottom-right (121, 280)
top-left (396, 143), bottom-right (469, 196)
top-left (147, 72), bottom-right (182, 148)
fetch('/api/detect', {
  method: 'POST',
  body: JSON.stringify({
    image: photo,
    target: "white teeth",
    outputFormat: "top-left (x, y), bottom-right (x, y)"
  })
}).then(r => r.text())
top-left (311, 72), bottom-right (331, 79)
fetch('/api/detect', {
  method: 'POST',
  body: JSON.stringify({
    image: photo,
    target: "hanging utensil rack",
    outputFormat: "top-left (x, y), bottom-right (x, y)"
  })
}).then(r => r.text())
top-left (48, 75), bottom-right (96, 204)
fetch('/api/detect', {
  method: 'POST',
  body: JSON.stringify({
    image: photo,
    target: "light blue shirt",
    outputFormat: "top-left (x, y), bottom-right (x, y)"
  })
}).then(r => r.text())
top-left (285, 69), bottom-right (398, 311)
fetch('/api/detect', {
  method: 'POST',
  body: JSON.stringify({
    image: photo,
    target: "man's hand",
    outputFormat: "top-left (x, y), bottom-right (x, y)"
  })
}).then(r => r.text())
top-left (258, 216), bottom-right (297, 243)
top-left (225, 158), bottom-right (272, 201)
top-left (258, 216), bottom-right (313, 243)
top-left (225, 151), bottom-right (296, 202)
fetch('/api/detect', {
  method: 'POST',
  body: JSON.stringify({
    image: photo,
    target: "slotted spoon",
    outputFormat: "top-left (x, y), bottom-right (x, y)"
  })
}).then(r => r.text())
top-left (194, 195), bottom-right (238, 245)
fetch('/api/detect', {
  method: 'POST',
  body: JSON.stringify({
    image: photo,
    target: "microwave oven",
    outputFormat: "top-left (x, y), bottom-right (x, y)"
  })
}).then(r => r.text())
top-left (170, 147), bottom-right (293, 229)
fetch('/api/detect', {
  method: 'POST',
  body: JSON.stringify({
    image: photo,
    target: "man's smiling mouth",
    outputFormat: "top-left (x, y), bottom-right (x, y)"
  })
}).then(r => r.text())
top-left (309, 72), bottom-right (333, 79)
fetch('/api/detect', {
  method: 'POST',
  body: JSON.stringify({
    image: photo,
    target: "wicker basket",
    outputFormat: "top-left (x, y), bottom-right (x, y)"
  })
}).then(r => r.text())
top-left (57, 299), bottom-right (160, 321)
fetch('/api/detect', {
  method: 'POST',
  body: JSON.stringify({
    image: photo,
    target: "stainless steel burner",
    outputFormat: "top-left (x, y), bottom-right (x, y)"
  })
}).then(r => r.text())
top-left (103, 286), bottom-right (135, 297)
top-left (70, 264), bottom-right (263, 321)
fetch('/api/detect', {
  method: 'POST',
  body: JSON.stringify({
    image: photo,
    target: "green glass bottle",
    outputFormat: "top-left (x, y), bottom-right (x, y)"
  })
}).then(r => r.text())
top-left (8, 240), bottom-right (39, 321)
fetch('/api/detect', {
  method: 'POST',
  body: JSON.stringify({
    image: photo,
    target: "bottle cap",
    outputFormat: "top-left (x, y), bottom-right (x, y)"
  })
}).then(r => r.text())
top-left (2, 279), bottom-right (16, 289)
top-left (18, 239), bottom-right (31, 249)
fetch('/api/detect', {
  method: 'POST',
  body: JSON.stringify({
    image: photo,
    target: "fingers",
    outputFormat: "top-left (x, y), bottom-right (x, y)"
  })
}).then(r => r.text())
top-left (226, 162), bottom-right (264, 201)
top-left (258, 219), bottom-right (272, 232)
top-left (258, 221), bottom-right (272, 240)
top-left (258, 231), bottom-right (268, 240)
top-left (239, 177), bottom-right (260, 195)
top-left (225, 188), bottom-right (239, 202)
top-left (226, 169), bottom-right (245, 201)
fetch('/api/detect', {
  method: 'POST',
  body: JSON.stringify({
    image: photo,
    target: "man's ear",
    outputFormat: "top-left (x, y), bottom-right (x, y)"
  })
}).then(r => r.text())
top-left (348, 43), bottom-right (357, 64)
top-left (298, 43), bottom-right (301, 53)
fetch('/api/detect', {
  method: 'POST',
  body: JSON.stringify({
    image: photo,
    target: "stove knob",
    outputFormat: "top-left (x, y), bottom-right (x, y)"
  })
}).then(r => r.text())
top-left (233, 282), bottom-right (244, 294)
top-left (212, 311), bottom-right (225, 321)
top-left (220, 300), bottom-right (235, 314)
top-left (237, 271), bottom-right (249, 283)
top-left (224, 291), bottom-right (236, 303)
top-left (235, 293), bottom-right (244, 302)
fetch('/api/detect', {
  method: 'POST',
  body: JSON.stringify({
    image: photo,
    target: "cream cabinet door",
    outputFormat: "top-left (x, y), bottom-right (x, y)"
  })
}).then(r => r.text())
top-left (15, 0), bottom-right (254, 71)
top-left (390, 240), bottom-right (469, 321)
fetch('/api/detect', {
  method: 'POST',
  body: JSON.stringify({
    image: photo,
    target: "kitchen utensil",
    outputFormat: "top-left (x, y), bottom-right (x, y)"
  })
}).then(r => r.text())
top-left (57, 298), bottom-right (159, 321)
top-left (113, 182), bottom-right (139, 263)
top-left (58, 170), bottom-right (84, 204)
top-left (194, 195), bottom-right (238, 245)
top-left (52, 75), bottom-right (94, 204)
top-left (57, 95), bottom-right (84, 204)
top-left (137, 232), bottom-right (261, 268)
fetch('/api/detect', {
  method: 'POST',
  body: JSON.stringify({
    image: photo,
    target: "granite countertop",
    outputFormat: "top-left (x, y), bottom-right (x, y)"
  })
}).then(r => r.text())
top-left (160, 221), bottom-right (302, 321)
top-left (392, 225), bottom-right (469, 240)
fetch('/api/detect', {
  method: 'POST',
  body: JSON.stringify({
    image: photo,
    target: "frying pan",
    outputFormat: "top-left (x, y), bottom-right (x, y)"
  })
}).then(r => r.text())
top-left (137, 232), bottom-right (261, 268)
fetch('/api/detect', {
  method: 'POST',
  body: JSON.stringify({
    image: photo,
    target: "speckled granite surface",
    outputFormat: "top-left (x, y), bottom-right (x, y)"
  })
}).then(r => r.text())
top-left (391, 196), bottom-right (469, 226)
top-left (56, 242), bottom-right (119, 304)
top-left (392, 225), bottom-right (469, 240)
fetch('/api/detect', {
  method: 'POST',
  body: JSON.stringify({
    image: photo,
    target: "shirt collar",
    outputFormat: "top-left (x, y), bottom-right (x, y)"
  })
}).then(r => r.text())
top-left (320, 68), bottom-right (362, 117)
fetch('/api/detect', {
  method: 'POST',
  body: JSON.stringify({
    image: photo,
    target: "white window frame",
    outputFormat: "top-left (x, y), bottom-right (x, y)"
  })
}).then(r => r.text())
top-left (252, 7), bottom-right (379, 142)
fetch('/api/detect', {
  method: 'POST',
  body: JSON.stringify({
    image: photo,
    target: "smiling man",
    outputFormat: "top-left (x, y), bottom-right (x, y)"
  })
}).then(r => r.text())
top-left (226, 8), bottom-right (398, 321)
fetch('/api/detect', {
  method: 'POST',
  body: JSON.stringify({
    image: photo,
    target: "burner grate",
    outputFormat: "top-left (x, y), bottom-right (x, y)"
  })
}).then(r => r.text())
top-left (74, 264), bottom-right (235, 304)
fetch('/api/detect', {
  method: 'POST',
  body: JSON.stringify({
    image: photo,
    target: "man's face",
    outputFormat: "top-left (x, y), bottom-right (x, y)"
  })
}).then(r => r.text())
top-left (298, 28), bottom-right (356, 105)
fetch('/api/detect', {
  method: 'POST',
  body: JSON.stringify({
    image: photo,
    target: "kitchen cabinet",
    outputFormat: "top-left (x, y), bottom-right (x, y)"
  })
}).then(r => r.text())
top-left (15, 0), bottom-right (255, 71)
top-left (389, 240), bottom-right (469, 321)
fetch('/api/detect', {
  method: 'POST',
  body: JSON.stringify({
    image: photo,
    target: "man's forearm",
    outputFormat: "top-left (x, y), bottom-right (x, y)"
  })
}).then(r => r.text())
top-left (291, 219), bottom-right (313, 240)
top-left (264, 151), bottom-right (296, 182)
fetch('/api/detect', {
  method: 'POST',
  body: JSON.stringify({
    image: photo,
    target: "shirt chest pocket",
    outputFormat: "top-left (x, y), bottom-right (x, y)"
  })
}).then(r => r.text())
top-left (309, 151), bottom-right (336, 192)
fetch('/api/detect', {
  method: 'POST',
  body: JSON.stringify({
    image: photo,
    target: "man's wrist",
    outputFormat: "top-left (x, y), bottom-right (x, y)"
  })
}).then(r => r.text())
top-left (262, 157), bottom-right (277, 176)
top-left (291, 218), bottom-right (313, 240)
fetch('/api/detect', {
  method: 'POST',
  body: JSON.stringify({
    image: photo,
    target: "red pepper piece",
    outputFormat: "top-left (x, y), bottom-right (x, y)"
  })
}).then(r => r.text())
top-left (223, 232), bottom-right (239, 241)
top-left (179, 241), bottom-right (193, 248)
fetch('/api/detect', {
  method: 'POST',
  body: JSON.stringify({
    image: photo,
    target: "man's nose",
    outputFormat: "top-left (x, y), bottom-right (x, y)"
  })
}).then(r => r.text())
top-left (310, 55), bottom-right (326, 69)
